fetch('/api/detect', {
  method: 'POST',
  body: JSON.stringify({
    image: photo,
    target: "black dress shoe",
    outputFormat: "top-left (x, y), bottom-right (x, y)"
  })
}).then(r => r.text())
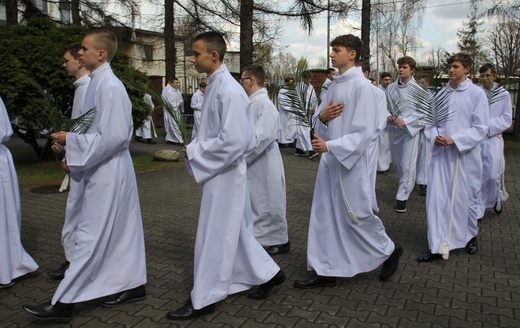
top-left (166, 299), bottom-right (215, 320)
top-left (248, 270), bottom-right (286, 299)
top-left (47, 261), bottom-right (70, 280)
top-left (293, 274), bottom-right (336, 289)
top-left (419, 184), bottom-right (427, 196)
top-left (379, 243), bottom-right (404, 281)
top-left (101, 285), bottom-right (146, 307)
top-left (465, 237), bottom-right (478, 254)
top-left (417, 250), bottom-right (443, 262)
top-left (21, 301), bottom-right (74, 322)
top-left (265, 242), bottom-right (290, 255)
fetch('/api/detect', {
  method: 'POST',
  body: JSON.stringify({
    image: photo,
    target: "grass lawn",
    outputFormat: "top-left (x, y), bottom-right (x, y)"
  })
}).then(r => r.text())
top-left (11, 146), bottom-right (178, 187)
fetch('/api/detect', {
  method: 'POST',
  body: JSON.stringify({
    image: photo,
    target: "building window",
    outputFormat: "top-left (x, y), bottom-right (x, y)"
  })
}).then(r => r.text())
top-left (34, 0), bottom-right (48, 14)
top-left (143, 44), bottom-right (153, 61)
top-left (59, 1), bottom-right (71, 24)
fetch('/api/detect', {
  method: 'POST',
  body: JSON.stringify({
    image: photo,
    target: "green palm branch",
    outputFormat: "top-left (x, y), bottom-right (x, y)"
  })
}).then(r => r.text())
top-left (26, 79), bottom-right (96, 134)
top-left (123, 80), bottom-right (190, 144)
top-left (278, 59), bottom-right (319, 132)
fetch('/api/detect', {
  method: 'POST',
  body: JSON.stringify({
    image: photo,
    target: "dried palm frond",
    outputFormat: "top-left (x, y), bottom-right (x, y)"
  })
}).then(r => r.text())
top-left (485, 85), bottom-right (508, 106)
top-left (411, 83), bottom-right (453, 135)
top-left (385, 85), bottom-right (405, 119)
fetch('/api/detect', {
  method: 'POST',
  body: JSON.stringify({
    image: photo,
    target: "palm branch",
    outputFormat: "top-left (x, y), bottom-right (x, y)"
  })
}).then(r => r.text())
top-left (277, 59), bottom-right (319, 132)
top-left (385, 86), bottom-right (405, 119)
top-left (26, 79), bottom-right (96, 134)
top-left (409, 82), bottom-right (453, 135)
top-left (485, 85), bottom-right (508, 106)
top-left (123, 80), bottom-right (191, 144)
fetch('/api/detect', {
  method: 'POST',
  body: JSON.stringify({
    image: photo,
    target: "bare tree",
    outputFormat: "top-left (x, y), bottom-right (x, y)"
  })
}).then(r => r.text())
top-left (372, 0), bottom-right (425, 72)
top-left (5, 0), bottom-right (18, 24)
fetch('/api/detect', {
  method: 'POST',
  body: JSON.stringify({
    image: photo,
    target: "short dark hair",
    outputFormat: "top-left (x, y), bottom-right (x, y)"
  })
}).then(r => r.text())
top-left (285, 77), bottom-right (294, 83)
top-left (193, 31), bottom-right (226, 61)
top-left (84, 29), bottom-right (118, 62)
top-left (397, 56), bottom-right (416, 69)
top-left (380, 72), bottom-right (391, 79)
top-left (330, 34), bottom-right (363, 61)
top-left (356, 60), bottom-right (370, 73)
top-left (168, 77), bottom-right (179, 83)
top-left (302, 70), bottom-right (312, 79)
top-left (327, 68), bottom-right (335, 75)
top-left (479, 63), bottom-right (496, 74)
top-left (199, 82), bottom-right (207, 88)
top-left (241, 64), bottom-right (265, 87)
top-left (64, 43), bottom-right (83, 59)
top-left (448, 53), bottom-right (472, 69)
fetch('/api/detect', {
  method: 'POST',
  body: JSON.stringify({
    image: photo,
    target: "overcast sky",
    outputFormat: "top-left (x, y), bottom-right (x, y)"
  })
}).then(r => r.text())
top-left (277, 0), bottom-right (475, 68)
top-left (136, 0), bottom-right (481, 68)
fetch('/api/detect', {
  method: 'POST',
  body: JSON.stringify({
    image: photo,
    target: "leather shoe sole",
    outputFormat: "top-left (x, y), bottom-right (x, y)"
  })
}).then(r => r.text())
top-left (248, 270), bottom-right (286, 299)
top-left (465, 237), bottom-right (478, 254)
top-left (265, 242), bottom-right (290, 256)
top-left (47, 261), bottom-right (70, 280)
top-left (101, 285), bottom-right (146, 308)
top-left (417, 250), bottom-right (443, 262)
top-left (167, 299), bottom-right (215, 320)
top-left (293, 274), bottom-right (336, 289)
top-left (379, 242), bottom-right (404, 281)
top-left (21, 301), bottom-right (74, 322)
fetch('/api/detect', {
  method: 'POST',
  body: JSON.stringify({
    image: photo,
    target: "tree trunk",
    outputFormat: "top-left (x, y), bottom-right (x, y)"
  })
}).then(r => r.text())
top-left (240, 0), bottom-right (254, 70)
top-left (361, 0), bottom-right (371, 60)
top-left (5, 0), bottom-right (18, 25)
top-left (511, 82), bottom-right (520, 142)
top-left (71, 0), bottom-right (81, 25)
top-left (164, 0), bottom-right (176, 82)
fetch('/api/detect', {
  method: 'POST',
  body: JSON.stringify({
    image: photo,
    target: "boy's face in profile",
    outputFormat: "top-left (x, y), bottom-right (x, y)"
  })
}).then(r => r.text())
top-left (190, 40), bottom-right (215, 74)
top-left (448, 61), bottom-right (470, 85)
top-left (330, 45), bottom-right (355, 71)
top-left (398, 64), bottom-right (413, 80)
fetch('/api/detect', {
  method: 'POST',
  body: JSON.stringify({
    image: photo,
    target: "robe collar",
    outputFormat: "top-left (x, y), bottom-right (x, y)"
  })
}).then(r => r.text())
top-left (333, 66), bottom-right (364, 83)
top-left (248, 88), bottom-right (268, 102)
top-left (207, 63), bottom-right (227, 84)
top-left (88, 62), bottom-right (110, 80)
top-left (396, 76), bottom-right (417, 89)
top-left (73, 74), bottom-right (90, 89)
top-left (448, 77), bottom-right (472, 91)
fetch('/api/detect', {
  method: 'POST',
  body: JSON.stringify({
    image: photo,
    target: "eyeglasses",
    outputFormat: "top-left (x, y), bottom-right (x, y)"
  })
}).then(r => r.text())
top-left (240, 77), bottom-right (252, 83)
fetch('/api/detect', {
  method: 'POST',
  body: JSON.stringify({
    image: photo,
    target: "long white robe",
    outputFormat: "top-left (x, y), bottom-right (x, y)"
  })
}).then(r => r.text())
top-left (246, 88), bottom-right (288, 246)
top-left (135, 93), bottom-right (154, 139)
top-left (295, 82), bottom-right (317, 151)
top-left (277, 87), bottom-right (297, 144)
top-left (386, 77), bottom-right (427, 201)
top-left (162, 86), bottom-right (183, 143)
top-left (307, 67), bottom-right (394, 277)
top-left (366, 83), bottom-right (388, 214)
top-left (376, 85), bottom-right (392, 172)
top-left (71, 74), bottom-right (90, 119)
top-left (161, 84), bottom-right (172, 137)
top-left (478, 83), bottom-right (512, 218)
top-left (186, 64), bottom-right (280, 310)
top-left (424, 78), bottom-right (488, 257)
top-left (52, 62), bottom-right (147, 304)
top-left (415, 129), bottom-right (431, 185)
top-left (190, 88), bottom-right (205, 139)
top-left (320, 78), bottom-right (333, 101)
top-left (0, 97), bottom-right (39, 285)
top-left (62, 74), bottom-right (91, 262)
